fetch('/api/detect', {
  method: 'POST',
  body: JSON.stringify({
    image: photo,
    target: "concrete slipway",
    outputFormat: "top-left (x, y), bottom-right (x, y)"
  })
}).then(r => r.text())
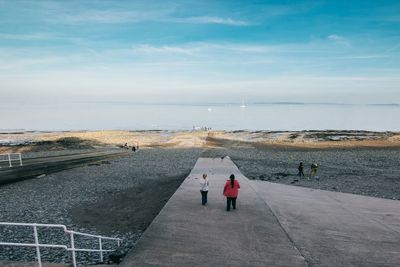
top-left (121, 157), bottom-right (400, 267)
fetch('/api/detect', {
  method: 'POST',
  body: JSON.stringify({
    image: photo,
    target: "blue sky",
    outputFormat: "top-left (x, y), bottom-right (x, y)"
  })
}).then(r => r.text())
top-left (1, 0), bottom-right (400, 104)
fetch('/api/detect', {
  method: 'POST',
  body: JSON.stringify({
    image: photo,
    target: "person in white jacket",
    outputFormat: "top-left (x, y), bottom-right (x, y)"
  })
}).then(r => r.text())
top-left (200, 173), bottom-right (209, 205)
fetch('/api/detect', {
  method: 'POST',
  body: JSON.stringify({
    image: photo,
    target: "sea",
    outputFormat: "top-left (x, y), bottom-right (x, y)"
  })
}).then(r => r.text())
top-left (1, 102), bottom-right (399, 132)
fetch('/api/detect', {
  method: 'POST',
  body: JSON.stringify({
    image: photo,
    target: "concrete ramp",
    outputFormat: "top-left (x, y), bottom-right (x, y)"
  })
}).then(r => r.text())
top-left (122, 157), bottom-right (400, 266)
top-left (121, 157), bottom-right (307, 266)
top-left (252, 181), bottom-right (400, 266)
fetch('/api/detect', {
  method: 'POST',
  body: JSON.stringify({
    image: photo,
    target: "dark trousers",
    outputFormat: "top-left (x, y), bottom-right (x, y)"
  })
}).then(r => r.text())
top-left (298, 170), bottom-right (305, 177)
top-left (226, 197), bottom-right (237, 211)
top-left (201, 190), bottom-right (208, 205)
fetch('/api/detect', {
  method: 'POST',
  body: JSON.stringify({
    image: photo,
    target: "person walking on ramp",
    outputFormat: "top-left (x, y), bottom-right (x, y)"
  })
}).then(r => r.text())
top-left (200, 173), bottom-right (209, 205)
top-left (223, 174), bottom-right (241, 211)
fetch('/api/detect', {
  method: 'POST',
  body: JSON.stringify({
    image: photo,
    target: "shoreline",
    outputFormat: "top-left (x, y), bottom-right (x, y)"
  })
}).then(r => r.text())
top-left (0, 130), bottom-right (399, 153)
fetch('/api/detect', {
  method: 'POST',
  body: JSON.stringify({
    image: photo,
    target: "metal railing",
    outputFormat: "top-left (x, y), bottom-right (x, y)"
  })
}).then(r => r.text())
top-left (0, 222), bottom-right (122, 267)
top-left (0, 153), bottom-right (23, 168)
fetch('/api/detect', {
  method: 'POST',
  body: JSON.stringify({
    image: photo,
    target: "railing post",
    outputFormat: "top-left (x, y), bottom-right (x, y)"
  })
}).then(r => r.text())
top-left (7, 154), bottom-right (12, 167)
top-left (19, 153), bottom-right (23, 166)
top-left (33, 225), bottom-right (42, 267)
top-left (99, 237), bottom-right (103, 262)
top-left (70, 232), bottom-right (77, 267)
top-left (0, 222), bottom-right (121, 267)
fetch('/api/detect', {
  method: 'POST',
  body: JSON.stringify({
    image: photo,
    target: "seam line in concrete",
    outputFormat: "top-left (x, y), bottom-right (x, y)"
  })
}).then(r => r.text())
top-left (246, 180), bottom-right (312, 267)
top-left (325, 193), bottom-right (400, 237)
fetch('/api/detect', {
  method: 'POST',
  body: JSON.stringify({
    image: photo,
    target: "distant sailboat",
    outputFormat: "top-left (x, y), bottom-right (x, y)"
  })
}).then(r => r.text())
top-left (240, 100), bottom-right (247, 108)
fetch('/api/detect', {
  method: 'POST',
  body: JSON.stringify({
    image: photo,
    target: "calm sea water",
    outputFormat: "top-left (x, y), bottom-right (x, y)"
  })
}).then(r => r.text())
top-left (1, 102), bottom-right (399, 131)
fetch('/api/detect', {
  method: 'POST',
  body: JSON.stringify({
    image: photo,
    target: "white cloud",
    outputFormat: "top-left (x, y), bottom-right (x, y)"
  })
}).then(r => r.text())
top-left (129, 42), bottom-right (337, 57)
top-left (327, 34), bottom-right (351, 47)
top-left (330, 55), bottom-right (388, 60)
top-left (57, 10), bottom-right (156, 24)
top-left (0, 57), bottom-right (67, 71)
top-left (173, 16), bottom-right (250, 26)
top-left (0, 33), bottom-right (52, 40)
top-left (130, 43), bottom-right (282, 56)
top-left (0, 33), bottom-right (87, 46)
top-left (327, 34), bottom-right (343, 41)
top-left (43, 5), bottom-right (250, 26)
top-left (131, 44), bottom-right (202, 55)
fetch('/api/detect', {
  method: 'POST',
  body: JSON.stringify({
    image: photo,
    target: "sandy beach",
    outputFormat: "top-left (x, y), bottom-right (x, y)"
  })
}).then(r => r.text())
top-left (1, 130), bottom-right (399, 264)
top-left (1, 129), bottom-right (400, 153)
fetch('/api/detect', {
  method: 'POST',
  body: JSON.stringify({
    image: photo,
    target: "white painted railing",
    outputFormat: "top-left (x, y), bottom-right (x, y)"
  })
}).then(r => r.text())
top-left (0, 153), bottom-right (23, 167)
top-left (0, 222), bottom-right (122, 267)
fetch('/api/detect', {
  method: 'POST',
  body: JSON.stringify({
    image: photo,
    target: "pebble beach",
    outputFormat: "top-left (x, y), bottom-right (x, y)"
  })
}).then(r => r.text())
top-left (0, 148), bottom-right (202, 264)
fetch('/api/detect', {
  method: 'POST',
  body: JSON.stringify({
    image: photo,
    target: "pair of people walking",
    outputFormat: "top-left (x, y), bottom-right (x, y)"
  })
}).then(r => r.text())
top-left (199, 173), bottom-right (241, 211)
top-left (298, 162), bottom-right (319, 180)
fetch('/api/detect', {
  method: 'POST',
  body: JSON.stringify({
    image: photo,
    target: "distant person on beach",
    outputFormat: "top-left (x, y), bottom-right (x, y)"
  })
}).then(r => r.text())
top-left (223, 174), bottom-right (240, 211)
top-left (298, 162), bottom-right (305, 178)
top-left (310, 163), bottom-right (318, 179)
top-left (200, 173), bottom-right (209, 205)
top-left (132, 142), bottom-right (139, 152)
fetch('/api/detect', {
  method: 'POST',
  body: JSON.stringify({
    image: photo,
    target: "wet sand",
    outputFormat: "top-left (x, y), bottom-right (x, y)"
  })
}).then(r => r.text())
top-left (1, 130), bottom-right (399, 154)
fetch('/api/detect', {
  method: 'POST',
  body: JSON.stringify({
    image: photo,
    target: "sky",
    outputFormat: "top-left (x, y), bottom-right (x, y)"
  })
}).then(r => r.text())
top-left (1, 0), bottom-right (400, 105)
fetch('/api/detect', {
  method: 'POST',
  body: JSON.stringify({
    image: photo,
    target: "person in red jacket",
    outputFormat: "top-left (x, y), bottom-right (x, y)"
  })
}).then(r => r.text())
top-left (223, 174), bottom-right (240, 211)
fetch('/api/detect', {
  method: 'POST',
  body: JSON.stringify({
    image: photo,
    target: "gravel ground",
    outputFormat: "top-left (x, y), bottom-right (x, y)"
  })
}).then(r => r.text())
top-left (0, 148), bottom-right (203, 265)
top-left (202, 146), bottom-right (400, 200)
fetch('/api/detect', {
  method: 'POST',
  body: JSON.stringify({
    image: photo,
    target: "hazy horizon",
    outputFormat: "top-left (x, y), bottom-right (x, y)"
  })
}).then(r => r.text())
top-left (1, 102), bottom-right (399, 132)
